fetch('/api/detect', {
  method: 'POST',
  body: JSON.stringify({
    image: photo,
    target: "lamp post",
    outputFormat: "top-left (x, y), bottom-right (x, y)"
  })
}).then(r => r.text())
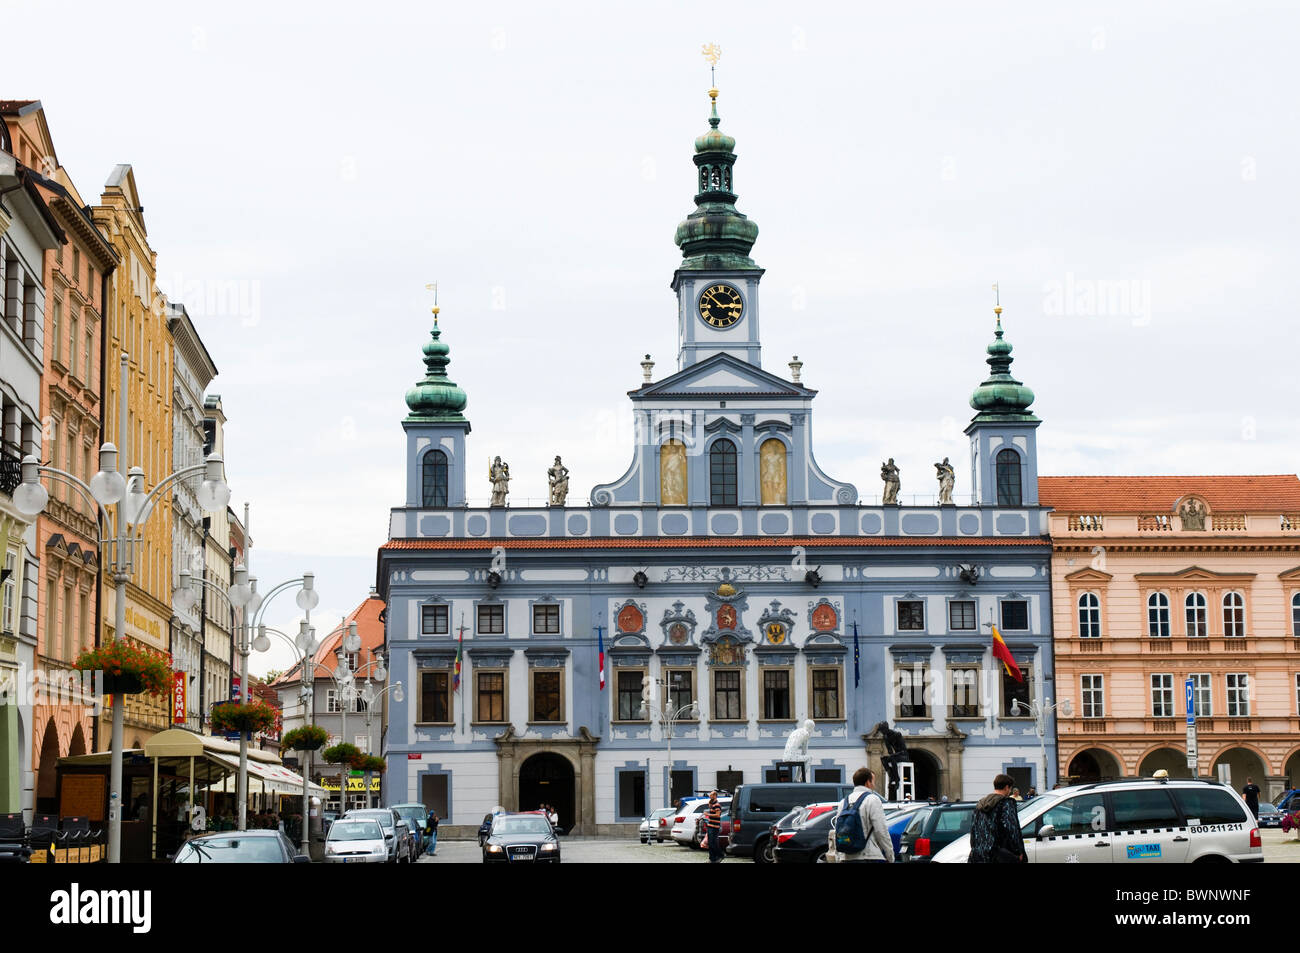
top-left (313, 620), bottom-right (387, 816)
top-left (174, 567), bottom-right (318, 830)
top-left (361, 680), bottom-right (404, 807)
top-left (13, 352), bottom-right (231, 863)
top-left (1011, 693), bottom-right (1072, 792)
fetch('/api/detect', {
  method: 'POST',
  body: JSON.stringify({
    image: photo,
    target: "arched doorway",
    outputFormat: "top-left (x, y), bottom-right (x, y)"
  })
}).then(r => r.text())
top-left (1138, 747), bottom-right (1193, 779)
top-left (1067, 747), bottom-right (1122, 783)
top-left (908, 750), bottom-right (941, 800)
top-left (36, 719), bottom-right (60, 813)
top-left (1284, 749), bottom-right (1300, 790)
top-left (519, 753), bottom-right (575, 833)
top-left (1209, 746), bottom-right (1268, 794)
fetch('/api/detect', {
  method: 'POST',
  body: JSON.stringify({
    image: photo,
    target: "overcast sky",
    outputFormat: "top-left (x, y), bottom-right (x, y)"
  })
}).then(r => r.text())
top-left (7, 0), bottom-right (1297, 675)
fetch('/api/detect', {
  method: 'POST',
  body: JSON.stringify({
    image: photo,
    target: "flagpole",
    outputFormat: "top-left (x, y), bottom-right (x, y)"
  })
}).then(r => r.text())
top-left (456, 614), bottom-right (466, 733)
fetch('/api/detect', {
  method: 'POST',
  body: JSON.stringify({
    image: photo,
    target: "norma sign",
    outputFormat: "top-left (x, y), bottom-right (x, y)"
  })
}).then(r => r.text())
top-left (172, 671), bottom-right (186, 724)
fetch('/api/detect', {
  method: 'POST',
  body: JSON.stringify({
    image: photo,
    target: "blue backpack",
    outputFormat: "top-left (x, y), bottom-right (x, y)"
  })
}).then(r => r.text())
top-left (834, 792), bottom-right (874, 853)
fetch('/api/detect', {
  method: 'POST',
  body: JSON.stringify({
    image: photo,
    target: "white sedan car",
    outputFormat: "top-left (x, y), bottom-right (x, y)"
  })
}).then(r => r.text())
top-left (324, 818), bottom-right (389, 864)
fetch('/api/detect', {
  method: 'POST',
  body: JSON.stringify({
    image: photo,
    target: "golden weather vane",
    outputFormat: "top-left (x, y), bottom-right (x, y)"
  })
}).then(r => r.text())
top-left (426, 282), bottom-right (440, 326)
top-left (701, 42), bottom-right (722, 86)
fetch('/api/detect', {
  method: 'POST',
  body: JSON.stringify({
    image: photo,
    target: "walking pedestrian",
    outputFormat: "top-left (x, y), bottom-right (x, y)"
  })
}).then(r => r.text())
top-left (704, 791), bottom-right (724, 863)
top-left (837, 767), bottom-right (894, 863)
top-left (425, 809), bottom-right (439, 855)
top-left (968, 773), bottom-right (1027, 863)
top-left (1242, 777), bottom-right (1261, 818)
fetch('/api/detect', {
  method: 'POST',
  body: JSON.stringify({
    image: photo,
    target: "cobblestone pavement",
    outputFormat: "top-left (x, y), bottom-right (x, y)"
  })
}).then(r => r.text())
top-left (418, 836), bottom-right (722, 863)
top-left (416, 829), bottom-right (1300, 863)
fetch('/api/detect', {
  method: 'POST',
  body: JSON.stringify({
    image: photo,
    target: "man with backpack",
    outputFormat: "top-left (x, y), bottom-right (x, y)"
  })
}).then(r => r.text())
top-left (968, 774), bottom-right (1026, 863)
top-left (835, 767), bottom-right (894, 863)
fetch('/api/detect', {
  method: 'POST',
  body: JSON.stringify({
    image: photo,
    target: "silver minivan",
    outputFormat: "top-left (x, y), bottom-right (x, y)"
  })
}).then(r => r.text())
top-left (932, 778), bottom-right (1263, 864)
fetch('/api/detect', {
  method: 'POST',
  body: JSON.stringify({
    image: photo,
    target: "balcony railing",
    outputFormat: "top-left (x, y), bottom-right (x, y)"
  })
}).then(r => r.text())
top-left (1138, 514), bottom-right (1174, 531)
top-left (0, 443), bottom-right (21, 496)
top-left (1067, 514), bottom-right (1105, 531)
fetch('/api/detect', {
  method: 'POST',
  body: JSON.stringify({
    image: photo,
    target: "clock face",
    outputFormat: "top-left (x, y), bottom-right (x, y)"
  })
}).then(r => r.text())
top-left (697, 283), bottom-right (745, 329)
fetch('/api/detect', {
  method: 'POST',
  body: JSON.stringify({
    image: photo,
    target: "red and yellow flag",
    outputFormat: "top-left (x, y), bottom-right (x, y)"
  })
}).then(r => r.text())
top-left (991, 625), bottom-right (1024, 683)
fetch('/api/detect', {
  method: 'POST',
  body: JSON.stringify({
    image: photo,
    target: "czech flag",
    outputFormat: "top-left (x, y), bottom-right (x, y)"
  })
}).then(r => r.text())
top-left (597, 625), bottom-right (606, 691)
top-left (991, 625), bottom-right (1023, 683)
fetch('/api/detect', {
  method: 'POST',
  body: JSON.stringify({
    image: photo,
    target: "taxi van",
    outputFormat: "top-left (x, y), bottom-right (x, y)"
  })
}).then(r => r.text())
top-left (931, 777), bottom-right (1262, 864)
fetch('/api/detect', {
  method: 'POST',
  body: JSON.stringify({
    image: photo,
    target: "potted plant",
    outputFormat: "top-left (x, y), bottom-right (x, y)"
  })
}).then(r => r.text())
top-left (74, 640), bottom-right (172, 695)
top-left (359, 755), bottom-right (386, 773)
top-left (321, 742), bottom-right (363, 768)
top-left (282, 725), bottom-right (329, 752)
top-left (210, 700), bottom-right (278, 735)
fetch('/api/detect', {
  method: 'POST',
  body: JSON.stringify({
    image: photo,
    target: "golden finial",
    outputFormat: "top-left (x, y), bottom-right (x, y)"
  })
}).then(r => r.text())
top-left (991, 282), bottom-right (1003, 331)
top-left (426, 281), bottom-right (440, 327)
top-left (701, 42), bottom-right (722, 94)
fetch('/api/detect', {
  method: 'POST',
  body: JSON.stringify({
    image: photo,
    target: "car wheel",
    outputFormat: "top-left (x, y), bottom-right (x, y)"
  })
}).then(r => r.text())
top-left (1193, 854), bottom-right (1230, 863)
top-left (754, 837), bottom-right (775, 864)
top-left (811, 847), bottom-right (828, 864)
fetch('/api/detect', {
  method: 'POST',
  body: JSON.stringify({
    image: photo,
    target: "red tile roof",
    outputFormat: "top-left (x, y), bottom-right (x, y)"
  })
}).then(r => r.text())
top-left (273, 594), bottom-right (386, 686)
top-left (1038, 475), bottom-right (1300, 514)
top-left (381, 535), bottom-right (1045, 552)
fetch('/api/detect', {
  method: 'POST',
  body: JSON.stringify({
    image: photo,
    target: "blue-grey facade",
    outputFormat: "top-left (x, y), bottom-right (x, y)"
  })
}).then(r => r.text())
top-left (376, 89), bottom-right (1056, 833)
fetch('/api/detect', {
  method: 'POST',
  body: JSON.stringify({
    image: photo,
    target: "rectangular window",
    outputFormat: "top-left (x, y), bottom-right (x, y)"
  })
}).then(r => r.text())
top-left (811, 668), bottom-right (841, 719)
top-left (950, 667), bottom-right (980, 717)
top-left (1190, 673), bottom-right (1212, 717)
top-left (668, 669), bottom-right (694, 714)
top-left (51, 299), bottom-right (62, 362)
top-left (1151, 673), bottom-right (1174, 717)
top-left (532, 604), bottom-right (560, 635)
top-left (1, 554), bottom-right (14, 633)
top-left (896, 663), bottom-right (928, 718)
top-left (421, 604), bottom-right (449, 635)
top-left (419, 671), bottom-right (451, 723)
top-left (1001, 600), bottom-right (1029, 630)
top-left (762, 670), bottom-right (791, 720)
top-left (84, 329), bottom-right (93, 384)
top-left (46, 579), bottom-right (58, 657)
top-left (1226, 673), bottom-right (1250, 717)
top-left (616, 670), bottom-right (645, 721)
top-left (69, 313), bottom-right (79, 374)
top-left (897, 600), bottom-right (924, 631)
top-left (63, 587), bottom-right (74, 662)
top-left (1003, 662), bottom-right (1031, 717)
top-left (475, 671), bottom-right (504, 722)
top-left (713, 669), bottom-right (741, 720)
top-left (948, 601), bottom-right (976, 630)
top-left (476, 604), bottom-right (504, 634)
top-left (532, 670), bottom-right (562, 722)
top-left (617, 769), bottom-right (646, 821)
top-left (1081, 674), bottom-right (1105, 718)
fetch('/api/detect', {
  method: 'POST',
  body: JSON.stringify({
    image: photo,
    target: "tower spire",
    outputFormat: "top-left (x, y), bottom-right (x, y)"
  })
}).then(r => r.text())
top-left (969, 292), bottom-right (1037, 422)
top-left (405, 291), bottom-right (468, 423)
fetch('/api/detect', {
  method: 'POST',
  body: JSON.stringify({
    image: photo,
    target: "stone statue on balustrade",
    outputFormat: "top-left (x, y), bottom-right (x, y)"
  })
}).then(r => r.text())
top-left (881, 458), bottom-right (901, 505)
top-left (547, 456), bottom-right (570, 506)
top-left (935, 457), bottom-right (955, 505)
top-left (488, 456), bottom-right (511, 507)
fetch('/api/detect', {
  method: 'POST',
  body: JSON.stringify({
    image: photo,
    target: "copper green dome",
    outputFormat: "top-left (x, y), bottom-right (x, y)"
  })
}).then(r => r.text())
top-left (405, 314), bottom-right (468, 423)
top-left (969, 308), bottom-right (1038, 421)
top-left (675, 88), bottom-right (759, 271)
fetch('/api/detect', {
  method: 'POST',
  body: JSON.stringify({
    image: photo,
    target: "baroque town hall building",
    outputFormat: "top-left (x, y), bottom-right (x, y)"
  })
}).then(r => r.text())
top-left (376, 88), bottom-right (1056, 833)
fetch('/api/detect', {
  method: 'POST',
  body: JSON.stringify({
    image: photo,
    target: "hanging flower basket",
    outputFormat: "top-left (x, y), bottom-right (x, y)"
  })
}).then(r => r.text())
top-left (359, 755), bottom-right (386, 773)
top-left (210, 700), bottom-right (278, 735)
top-left (322, 743), bottom-right (364, 768)
top-left (282, 725), bottom-right (329, 752)
top-left (75, 641), bottom-right (172, 696)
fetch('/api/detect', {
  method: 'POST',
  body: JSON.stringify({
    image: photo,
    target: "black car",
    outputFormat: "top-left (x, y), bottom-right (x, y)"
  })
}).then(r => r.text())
top-left (173, 830), bottom-right (310, 863)
top-left (481, 813), bottom-right (561, 864)
top-left (897, 802), bottom-right (977, 862)
top-left (773, 807), bottom-right (837, 864)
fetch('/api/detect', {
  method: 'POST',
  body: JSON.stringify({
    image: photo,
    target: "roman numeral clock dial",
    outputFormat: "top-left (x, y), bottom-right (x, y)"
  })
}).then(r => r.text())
top-left (698, 283), bottom-right (745, 328)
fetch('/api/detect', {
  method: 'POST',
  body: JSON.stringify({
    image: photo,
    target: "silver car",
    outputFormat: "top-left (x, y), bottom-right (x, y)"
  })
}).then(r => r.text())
top-left (325, 818), bottom-right (388, 864)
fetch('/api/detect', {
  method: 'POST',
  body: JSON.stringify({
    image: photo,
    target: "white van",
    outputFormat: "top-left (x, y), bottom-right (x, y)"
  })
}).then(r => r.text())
top-left (931, 778), bottom-right (1262, 864)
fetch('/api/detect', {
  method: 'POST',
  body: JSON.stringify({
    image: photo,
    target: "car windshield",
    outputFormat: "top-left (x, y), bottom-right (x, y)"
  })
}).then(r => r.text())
top-left (493, 817), bottom-right (553, 836)
top-left (329, 820), bottom-right (383, 841)
top-left (348, 812), bottom-right (394, 830)
top-left (176, 836), bottom-right (283, 863)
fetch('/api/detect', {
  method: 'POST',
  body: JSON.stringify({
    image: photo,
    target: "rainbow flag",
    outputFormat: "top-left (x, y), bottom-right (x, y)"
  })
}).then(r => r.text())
top-left (597, 625), bottom-right (605, 691)
top-left (991, 625), bottom-right (1023, 683)
top-left (453, 622), bottom-right (464, 692)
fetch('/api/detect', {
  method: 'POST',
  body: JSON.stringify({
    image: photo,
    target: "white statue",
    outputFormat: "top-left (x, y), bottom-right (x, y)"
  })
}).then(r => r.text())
top-left (489, 456), bottom-right (511, 507)
top-left (935, 457), bottom-right (955, 505)
top-left (881, 458), bottom-right (901, 505)
top-left (547, 456), bottom-right (569, 505)
top-left (783, 718), bottom-right (816, 763)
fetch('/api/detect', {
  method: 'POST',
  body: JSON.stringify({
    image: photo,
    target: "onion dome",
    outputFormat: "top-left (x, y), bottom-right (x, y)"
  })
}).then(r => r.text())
top-left (405, 308), bottom-right (469, 423)
top-left (674, 88), bottom-right (759, 271)
top-left (969, 306), bottom-right (1038, 421)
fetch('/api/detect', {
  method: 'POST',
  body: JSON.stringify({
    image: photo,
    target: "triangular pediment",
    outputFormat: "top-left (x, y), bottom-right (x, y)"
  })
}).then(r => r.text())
top-left (1064, 567), bottom-right (1113, 583)
top-left (633, 353), bottom-right (814, 399)
top-left (1276, 565), bottom-right (1300, 581)
top-left (1134, 565), bottom-right (1257, 582)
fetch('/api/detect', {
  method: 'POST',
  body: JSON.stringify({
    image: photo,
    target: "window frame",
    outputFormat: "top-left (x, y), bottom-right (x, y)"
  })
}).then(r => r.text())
top-left (710, 667), bottom-right (745, 722)
top-left (1002, 660), bottom-right (1032, 718)
top-left (473, 670), bottom-right (508, 724)
top-left (421, 449), bottom-right (449, 508)
top-left (809, 665), bottom-right (844, 721)
top-left (1222, 591), bottom-right (1245, 638)
top-left (532, 603), bottom-right (561, 636)
top-left (1077, 592), bottom-right (1101, 638)
top-left (476, 602), bottom-right (505, 635)
top-left (416, 670), bottom-right (453, 725)
top-left (708, 437), bottom-right (738, 507)
top-left (1189, 672), bottom-right (1212, 718)
top-left (759, 667), bottom-right (794, 722)
top-left (895, 661), bottom-right (930, 719)
top-left (995, 448), bottom-right (1022, 506)
top-left (1080, 674), bottom-right (1105, 718)
top-left (420, 603), bottom-right (450, 636)
top-left (948, 600), bottom-right (976, 631)
top-left (1147, 591), bottom-right (1171, 638)
top-left (529, 668), bottom-right (565, 724)
top-left (948, 665), bottom-right (981, 718)
top-left (1185, 592), bottom-right (1208, 638)
top-left (1225, 673), bottom-right (1250, 717)
top-left (1000, 599), bottom-right (1030, 631)
top-left (614, 667), bottom-right (649, 723)
top-left (1150, 673), bottom-right (1175, 718)
top-left (667, 668), bottom-right (696, 716)
top-left (897, 599), bottom-right (925, 632)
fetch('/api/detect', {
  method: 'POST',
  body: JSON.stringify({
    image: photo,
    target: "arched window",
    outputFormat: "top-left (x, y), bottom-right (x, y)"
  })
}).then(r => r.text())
top-left (1078, 593), bottom-right (1101, 638)
top-left (1147, 592), bottom-right (1170, 638)
top-left (709, 439), bottom-right (738, 506)
top-left (1222, 592), bottom-right (1245, 638)
top-left (422, 450), bottom-right (448, 507)
top-left (1292, 592), bottom-right (1300, 638)
top-left (995, 449), bottom-right (1022, 506)
top-left (1185, 592), bottom-right (1207, 638)
top-left (759, 439), bottom-right (787, 505)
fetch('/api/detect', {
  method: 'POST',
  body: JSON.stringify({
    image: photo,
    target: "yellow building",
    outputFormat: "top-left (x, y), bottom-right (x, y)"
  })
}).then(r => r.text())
top-left (91, 166), bottom-right (174, 749)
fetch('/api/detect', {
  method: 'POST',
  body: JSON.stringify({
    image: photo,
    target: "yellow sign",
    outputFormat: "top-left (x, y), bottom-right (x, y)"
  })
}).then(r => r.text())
top-left (321, 777), bottom-right (382, 793)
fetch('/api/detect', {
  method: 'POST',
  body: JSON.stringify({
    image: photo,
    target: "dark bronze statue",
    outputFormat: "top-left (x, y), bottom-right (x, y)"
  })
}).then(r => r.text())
top-left (874, 720), bottom-right (911, 800)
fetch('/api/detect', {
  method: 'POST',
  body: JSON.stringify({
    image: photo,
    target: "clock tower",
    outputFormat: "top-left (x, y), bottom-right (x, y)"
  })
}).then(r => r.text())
top-left (672, 87), bottom-right (763, 370)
